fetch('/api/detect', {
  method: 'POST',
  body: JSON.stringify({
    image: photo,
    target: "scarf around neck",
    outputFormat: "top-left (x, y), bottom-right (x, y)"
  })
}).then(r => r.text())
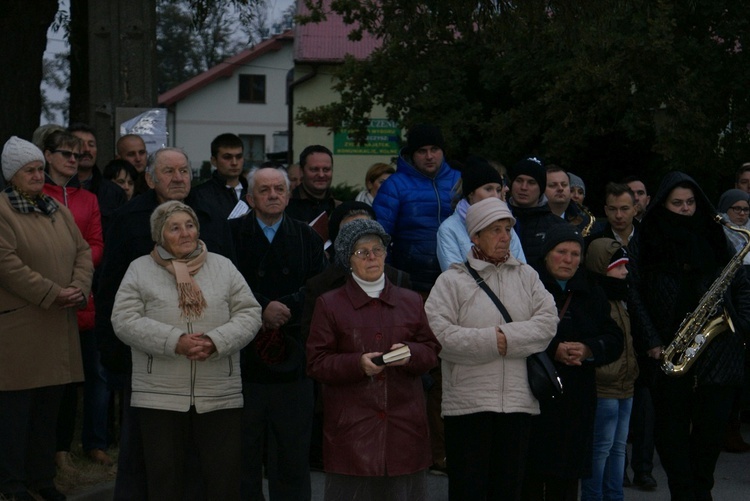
top-left (472, 245), bottom-right (510, 266)
top-left (5, 185), bottom-right (59, 218)
top-left (150, 240), bottom-right (208, 320)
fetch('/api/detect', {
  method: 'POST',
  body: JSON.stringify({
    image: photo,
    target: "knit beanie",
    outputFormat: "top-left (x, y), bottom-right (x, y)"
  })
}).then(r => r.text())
top-left (404, 124), bottom-right (445, 157)
top-left (568, 172), bottom-right (586, 195)
top-left (541, 223), bottom-right (584, 258)
top-left (465, 197), bottom-right (516, 237)
top-left (461, 156), bottom-right (504, 198)
top-left (2, 136), bottom-right (46, 182)
top-left (150, 201), bottom-right (200, 246)
top-left (510, 156), bottom-right (546, 189)
top-left (717, 189), bottom-right (750, 214)
top-left (334, 219), bottom-right (391, 269)
top-left (328, 200), bottom-right (377, 244)
top-left (585, 238), bottom-right (628, 275)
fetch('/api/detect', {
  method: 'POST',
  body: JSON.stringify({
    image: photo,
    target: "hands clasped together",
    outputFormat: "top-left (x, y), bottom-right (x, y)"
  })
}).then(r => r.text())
top-left (555, 341), bottom-right (592, 366)
top-left (54, 286), bottom-right (86, 309)
top-left (175, 333), bottom-right (216, 361)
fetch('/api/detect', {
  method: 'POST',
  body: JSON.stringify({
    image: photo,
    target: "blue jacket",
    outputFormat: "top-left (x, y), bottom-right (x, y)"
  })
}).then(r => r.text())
top-left (373, 152), bottom-right (460, 291)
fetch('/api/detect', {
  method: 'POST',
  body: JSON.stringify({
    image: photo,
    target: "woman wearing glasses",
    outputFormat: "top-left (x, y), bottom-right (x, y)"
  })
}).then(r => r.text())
top-left (716, 188), bottom-right (750, 453)
top-left (40, 130), bottom-right (108, 470)
top-left (307, 219), bottom-right (441, 500)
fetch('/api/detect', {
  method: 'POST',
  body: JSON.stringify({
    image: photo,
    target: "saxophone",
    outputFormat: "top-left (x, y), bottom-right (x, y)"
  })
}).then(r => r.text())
top-left (661, 215), bottom-right (750, 376)
top-left (577, 202), bottom-right (596, 237)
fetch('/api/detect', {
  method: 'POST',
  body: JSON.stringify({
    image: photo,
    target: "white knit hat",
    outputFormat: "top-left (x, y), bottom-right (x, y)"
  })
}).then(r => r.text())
top-left (465, 197), bottom-right (516, 237)
top-left (2, 136), bottom-right (46, 182)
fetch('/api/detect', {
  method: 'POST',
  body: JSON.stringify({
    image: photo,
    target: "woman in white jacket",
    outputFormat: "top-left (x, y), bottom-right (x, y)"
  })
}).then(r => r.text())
top-left (112, 201), bottom-right (261, 501)
top-left (426, 197), bottom-right (558, 501)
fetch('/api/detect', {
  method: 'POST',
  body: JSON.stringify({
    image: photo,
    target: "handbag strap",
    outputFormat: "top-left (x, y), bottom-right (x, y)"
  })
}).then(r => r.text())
top-left (558, 292), bottom-right (573, 320)
top-left (465, 261), bottom-right (513, 324)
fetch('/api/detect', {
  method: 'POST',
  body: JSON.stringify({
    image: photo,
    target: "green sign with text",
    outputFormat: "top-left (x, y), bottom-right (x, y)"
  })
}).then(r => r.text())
top-left (333, 119), bottom-right (401, 155)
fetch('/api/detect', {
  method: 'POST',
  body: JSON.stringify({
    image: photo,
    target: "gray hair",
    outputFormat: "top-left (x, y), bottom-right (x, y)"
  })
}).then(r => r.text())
top-left (149, 200), bottom-right (200, 246)
top-left (146, 147), bottom-right (192, 179)
top-left (246, 165), bottom-right (290, 193)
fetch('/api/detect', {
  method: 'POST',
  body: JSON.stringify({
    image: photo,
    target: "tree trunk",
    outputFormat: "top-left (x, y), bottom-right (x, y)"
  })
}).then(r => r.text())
top-left (0, 0), bottom-right (59, 142)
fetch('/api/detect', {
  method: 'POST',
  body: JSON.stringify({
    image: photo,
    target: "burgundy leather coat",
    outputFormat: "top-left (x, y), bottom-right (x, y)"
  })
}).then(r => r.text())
top-left (307, 277), bottom-right (441, 476)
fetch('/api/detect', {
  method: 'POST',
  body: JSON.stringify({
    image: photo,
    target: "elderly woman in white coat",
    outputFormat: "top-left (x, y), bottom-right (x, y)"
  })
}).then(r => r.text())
top-left (112, 201), bottom-right (261, 501)
top-left (426, 197), bottom-right (558, 501)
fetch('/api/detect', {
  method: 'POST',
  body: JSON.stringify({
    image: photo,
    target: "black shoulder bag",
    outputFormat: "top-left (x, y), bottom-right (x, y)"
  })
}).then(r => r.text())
top-left (465, 262), bottom-right (563, 401)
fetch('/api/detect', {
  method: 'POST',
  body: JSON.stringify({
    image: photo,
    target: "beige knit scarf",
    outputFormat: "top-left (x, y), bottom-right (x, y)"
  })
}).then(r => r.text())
top-left (150, 241), bottom-right (208, 320)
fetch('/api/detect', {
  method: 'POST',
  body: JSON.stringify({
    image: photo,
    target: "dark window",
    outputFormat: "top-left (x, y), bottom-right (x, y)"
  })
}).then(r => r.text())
top-left (239, 74), bottom-right (266, 104)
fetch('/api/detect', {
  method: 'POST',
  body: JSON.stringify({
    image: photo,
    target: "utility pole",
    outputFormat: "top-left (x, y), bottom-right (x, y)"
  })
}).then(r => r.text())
top-left (83, 0), bottom-right (156, 164)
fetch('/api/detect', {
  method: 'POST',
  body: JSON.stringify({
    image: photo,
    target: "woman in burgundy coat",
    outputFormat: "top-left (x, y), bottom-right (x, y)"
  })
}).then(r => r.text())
top-left (307, 219), bottom-right (441, 501)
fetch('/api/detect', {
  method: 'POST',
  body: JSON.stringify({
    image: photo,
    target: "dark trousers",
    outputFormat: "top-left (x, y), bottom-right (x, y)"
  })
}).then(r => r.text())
top-left (55, 382), bottom-right (79, 451)
top-left (113, 379), bottom-right (148, 501)
top-left (80, 329), bottom-right (111, 451)
top-left (445, 412), bottom-right (531, 501)
top-left (628, 383), bottom-right (656, 475)
top-left (55, 330), bottom-right (111, 452)
top-left (521, 476), bottom-right (579, 501)
top-left (241, 378), bottom-right (314, 501)
top-left (139, 407), bottom-right (242, 501)
top-left (652, 375), bottom-right (733, 501)
top-left (0, 385), bottom-right (64, 495)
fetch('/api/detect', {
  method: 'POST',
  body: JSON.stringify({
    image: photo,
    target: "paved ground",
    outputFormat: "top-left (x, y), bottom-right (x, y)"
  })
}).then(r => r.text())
top-left (70, 425), bottom-right (750, 500)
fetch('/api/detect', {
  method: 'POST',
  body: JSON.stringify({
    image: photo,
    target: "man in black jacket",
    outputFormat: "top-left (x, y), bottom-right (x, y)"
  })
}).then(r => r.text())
top-left (286, 144), bottom-right (341, 227)
top-left (68, 123), bottom-right (127, 232)
top-left (507, 157), bottom-right (565, 266)
top-left (232, 164), bottom-right (327, 500)
top-left (191, 133), bottom-right (248, 219)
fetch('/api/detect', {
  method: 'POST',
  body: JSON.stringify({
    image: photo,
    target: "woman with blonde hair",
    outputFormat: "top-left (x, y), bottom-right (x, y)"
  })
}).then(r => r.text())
top-left (356, 162), bottom-right (395, 205)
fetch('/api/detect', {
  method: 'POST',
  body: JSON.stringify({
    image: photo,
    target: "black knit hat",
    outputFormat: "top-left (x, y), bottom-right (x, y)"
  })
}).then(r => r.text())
top-left (461, 156), bottom-right (504, 198)
top-left (328, 201), bottom-right (377, 244)
top-left (510, 156), bottom-right (546, 190)
top-left (404, 124), bottom-right (445, 157)
top-left (541, 223), bottom-right (584, 258)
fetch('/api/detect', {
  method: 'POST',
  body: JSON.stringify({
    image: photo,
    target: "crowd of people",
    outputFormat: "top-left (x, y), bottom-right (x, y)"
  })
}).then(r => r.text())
top-left (1, 121), bottom-right (750, 501)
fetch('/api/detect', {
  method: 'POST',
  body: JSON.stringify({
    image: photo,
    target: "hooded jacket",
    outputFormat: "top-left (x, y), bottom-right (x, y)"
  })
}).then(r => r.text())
top-left (372, 151), bottom-right (460, 291)
top-left (628, 171), bottom-right (750, 386)
top-left (585, 238), bottom-right (639, 399)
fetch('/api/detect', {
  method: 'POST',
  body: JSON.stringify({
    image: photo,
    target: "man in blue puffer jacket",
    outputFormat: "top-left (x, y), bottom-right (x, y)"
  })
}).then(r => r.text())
top-left (373, 124), bottom-right (460, 293)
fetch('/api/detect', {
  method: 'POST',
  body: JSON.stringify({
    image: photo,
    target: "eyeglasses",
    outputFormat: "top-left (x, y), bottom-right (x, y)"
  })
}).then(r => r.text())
top-left (352, 246), bottom-right (386, 260)
top-left (53, 150), bottom-right (84, 161)
top-left (729, 206), bottom-right (750, 214)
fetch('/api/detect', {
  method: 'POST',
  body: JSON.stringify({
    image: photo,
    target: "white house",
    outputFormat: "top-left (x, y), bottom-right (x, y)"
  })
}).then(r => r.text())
top-left (158, 30), bottom-right (294, 172)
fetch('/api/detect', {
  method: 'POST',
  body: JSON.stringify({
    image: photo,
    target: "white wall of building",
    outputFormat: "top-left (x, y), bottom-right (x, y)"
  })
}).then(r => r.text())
top-left (166, 42), bottom-right (293, 171)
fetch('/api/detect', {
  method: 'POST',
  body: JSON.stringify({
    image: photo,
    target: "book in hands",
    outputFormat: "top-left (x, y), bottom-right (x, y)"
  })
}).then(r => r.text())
top-left (372, 345), bottom-right (411, 366)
